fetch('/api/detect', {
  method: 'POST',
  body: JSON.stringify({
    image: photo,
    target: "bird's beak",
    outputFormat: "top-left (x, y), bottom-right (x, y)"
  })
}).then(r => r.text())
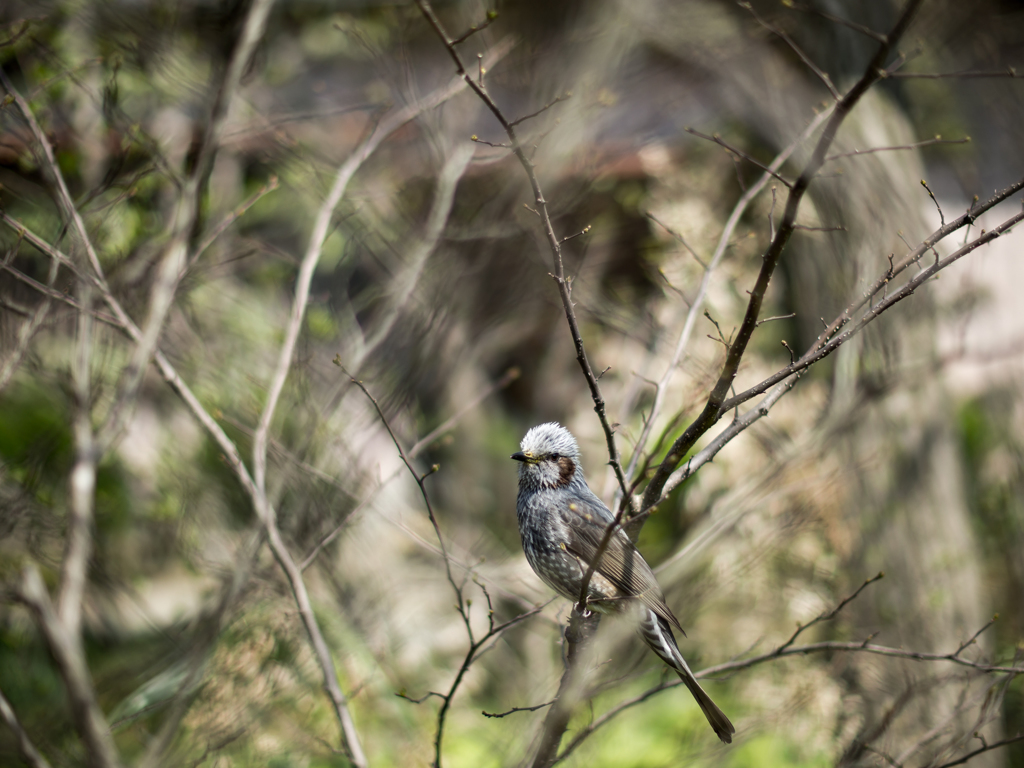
top-left (511, 451), bottom-right (535, 464)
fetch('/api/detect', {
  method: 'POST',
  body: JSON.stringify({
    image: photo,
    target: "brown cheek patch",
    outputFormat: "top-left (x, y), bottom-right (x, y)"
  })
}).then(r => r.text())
top-left (556, 457), bottom-right (576, 486)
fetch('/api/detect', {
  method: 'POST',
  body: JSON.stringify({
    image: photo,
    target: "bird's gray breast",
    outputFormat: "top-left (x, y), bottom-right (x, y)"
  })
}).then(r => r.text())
top-left (516, 488), bottom-right (582, 601)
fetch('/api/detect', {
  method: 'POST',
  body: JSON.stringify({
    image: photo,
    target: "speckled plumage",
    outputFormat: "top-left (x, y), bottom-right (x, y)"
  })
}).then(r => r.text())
top-left (512, 422), bottom-right (735, 744)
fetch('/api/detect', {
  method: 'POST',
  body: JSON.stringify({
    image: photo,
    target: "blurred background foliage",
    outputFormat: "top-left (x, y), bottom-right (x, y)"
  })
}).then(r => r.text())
top-left (1, 0), bottom-right (1023, 766)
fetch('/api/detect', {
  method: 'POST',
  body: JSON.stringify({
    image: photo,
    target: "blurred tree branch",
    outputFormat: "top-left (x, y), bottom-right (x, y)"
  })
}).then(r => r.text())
top-left (0, 685), bottom-right (53, 768)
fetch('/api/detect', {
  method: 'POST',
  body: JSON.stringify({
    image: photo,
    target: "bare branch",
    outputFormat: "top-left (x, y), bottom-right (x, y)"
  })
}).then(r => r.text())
top-left (349, 375), bottom-right (461, 768)
top-left (555, 588), bottom-right (1023, 764)
top-left (261, 512), bottom-right (368, 766)
top-left (931, 734), bottom-right (1024, 768)
top-left (793, 223), bottom-right (846, 232)
top-left (531, 610), bottom-right (601, 768)
top-left (704, 639), bottom-right (1024, 678)
top-left (396, 691), bottom-right (447, 705)
top-left (0, 685), bottom-right (54, 768)
top-left (0, 247), bottom-right (60, 393)
top-left (559, 224), bottom-right (592, 245)
top-left (619, 107), bottom-right (833, 510)
top-left (641, 0), bottom-right (929, 512)
top-left (719, 196), bottom-right (1024, 413)
top-left (482, 700), bottom-right (555, 718)
top-left (470, 135), bottom-right (510, 148)
top-left (18, 566), bottom-right (123, 768)
top-left (757, 313), bottom-right (796, 327)
top-left (647, 191), bottom-right (1024, 506)
top-left (347, 376), bottom-right (460, 609)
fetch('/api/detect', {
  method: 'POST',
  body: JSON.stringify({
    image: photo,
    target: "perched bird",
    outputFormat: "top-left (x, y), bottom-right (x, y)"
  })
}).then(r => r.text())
top-left (512, 422), bottom-right (735, 743)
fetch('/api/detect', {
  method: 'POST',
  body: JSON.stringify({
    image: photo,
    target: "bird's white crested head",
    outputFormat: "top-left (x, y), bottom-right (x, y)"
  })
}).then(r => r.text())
top-left (512, 422), bottom-right (584, 490)
top-left (520, 422), bottom-right (580, 460)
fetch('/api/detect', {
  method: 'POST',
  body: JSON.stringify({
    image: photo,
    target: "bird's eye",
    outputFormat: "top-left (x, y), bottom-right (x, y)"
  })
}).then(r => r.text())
top-left (549, 452), bottom-right (561, 460)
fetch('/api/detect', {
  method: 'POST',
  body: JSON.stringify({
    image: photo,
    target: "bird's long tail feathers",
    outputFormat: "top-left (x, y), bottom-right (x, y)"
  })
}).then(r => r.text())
top-left (638, 610), bottom-right (735, 744)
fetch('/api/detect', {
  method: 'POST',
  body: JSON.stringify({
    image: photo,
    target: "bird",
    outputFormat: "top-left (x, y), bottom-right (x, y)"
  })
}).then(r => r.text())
top-left (511, 422), bottom-right (735, 744)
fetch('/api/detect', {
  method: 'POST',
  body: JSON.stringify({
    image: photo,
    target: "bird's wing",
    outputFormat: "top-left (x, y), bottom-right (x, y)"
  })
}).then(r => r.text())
top-left (561, 496), bottom-right (684, 634)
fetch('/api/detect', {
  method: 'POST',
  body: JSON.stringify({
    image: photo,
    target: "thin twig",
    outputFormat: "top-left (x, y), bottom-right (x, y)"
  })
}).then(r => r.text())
top-left (784, 2), bottom-right (888, 43)
top-left (261, 512), bottom-right (367, 766)
top-left (921, 178), bottom-right (945, 225)
top-left (741, 1), bottom-right (840, 100)
top-left (646, 211), bottom-right (707, 268)
top-left (509, 91), bottom-right (572, 128)
top-left (953, 615), bottom-right (999, 657)
top-left (776, 572), bottom-right (885, 653)
top-left (825, 135), bottom-right (970, 161)
top-left (348, 376), bottom-right (459, 600)
top-left (931, 734), bottom-right (1024, 768)
top-left (685, 126), bottom-right (794, 188)
top-left (554, 586), bottom-right (1024, 765)
top-left (416, 0), bottom-right (629, 506)
top-left (704, 639), bottom-right (1024, 678)
top-left (299, 367), bottom-right (521, 571)
top-left (450, 10), bottom-right (499, 45)
top-left (350, 374), bottom-right (542, 768)
top-left (188, 175), bottom-right (280, 270)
